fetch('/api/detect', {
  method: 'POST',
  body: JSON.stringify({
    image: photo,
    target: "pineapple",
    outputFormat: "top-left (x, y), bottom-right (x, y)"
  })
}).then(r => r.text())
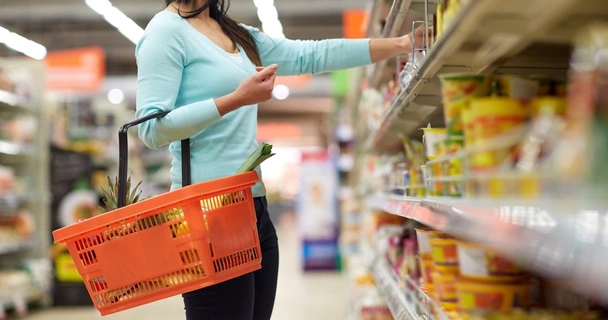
top-left (97, 173), bottom-right (143, 241)
top-left (98, 173), bottom-right (142, 214)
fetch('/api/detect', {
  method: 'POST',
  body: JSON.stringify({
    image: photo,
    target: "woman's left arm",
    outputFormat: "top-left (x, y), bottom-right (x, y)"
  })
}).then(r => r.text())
top-left (243, 25), bottom-right (428, 76)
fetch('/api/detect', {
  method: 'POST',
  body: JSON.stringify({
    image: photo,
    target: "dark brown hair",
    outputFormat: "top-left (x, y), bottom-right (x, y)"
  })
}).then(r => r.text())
top-left (165, 0), bottom-right (261, 66)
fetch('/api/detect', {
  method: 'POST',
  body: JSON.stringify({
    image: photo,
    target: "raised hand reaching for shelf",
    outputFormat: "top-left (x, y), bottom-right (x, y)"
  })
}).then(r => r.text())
top-left (370, 25), bottom-right (432, 63)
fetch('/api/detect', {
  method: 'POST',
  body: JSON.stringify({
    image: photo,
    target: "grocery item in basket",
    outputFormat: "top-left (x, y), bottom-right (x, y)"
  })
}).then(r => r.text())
top-left (456, 278), bottom-right (532, 312)
top-left (440, 74), bottom-right (492, 138)
top-left (432, 271), bottom-right (458, 302)
top-left (98, 174), bottom-right (142, 215)
top-left (430, 234), bottom-right (459, 272)
top-left (456, 241), bottom-right (523, 280)
top-left (236, 142), bottom-right (275, 173)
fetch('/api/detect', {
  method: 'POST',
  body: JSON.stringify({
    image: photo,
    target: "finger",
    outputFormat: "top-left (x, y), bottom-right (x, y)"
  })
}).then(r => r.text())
top-left (256, 66), bottom-right (265, 72)
top-left (255, 64), bottom-right (278, 80)
top-left (264, 72), bottom-right (277, 85)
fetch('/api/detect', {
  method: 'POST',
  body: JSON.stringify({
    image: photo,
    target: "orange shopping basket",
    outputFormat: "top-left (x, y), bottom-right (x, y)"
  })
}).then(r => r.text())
top-left (52, 112), bottom-right (262, 316)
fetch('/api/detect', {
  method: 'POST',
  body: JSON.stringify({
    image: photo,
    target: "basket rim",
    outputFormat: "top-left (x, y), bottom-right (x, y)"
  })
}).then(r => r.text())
top-left (52, 171), bottom-right (259, 243)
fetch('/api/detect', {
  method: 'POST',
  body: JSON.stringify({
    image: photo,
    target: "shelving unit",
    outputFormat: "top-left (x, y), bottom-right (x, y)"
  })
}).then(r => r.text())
top-left (365, 0), bottom-right (608, 153)
top-left (350, 0), bottom-right (608, 319)
top-left (0, 58), bottom-right (52, 315)
top-left (367, 194), bottom-right (608, 302)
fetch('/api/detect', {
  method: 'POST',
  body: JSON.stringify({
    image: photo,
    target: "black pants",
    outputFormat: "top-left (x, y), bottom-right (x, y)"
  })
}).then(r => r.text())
top-left (182, 197), bottom-right (279, 320)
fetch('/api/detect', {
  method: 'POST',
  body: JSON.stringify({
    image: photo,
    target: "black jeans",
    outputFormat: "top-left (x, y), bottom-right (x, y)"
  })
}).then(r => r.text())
top-left (182, 197), bottom-right (279, 320)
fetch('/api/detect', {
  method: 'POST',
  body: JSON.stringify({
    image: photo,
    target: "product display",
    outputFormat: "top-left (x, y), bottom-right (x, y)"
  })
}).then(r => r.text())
top-left (351, 1), bottom-right (608, 320)
top-left (0, 58), bottom-right (50, 316)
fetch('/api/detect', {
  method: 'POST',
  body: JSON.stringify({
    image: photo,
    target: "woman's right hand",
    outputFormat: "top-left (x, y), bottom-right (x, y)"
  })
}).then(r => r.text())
top-left (235, 64), bottom-right (278, 105)
top-left (215, 64), bottom-right (278, 116)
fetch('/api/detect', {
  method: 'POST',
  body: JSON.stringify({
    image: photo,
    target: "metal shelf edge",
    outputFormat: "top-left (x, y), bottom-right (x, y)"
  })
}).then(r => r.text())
top-left (373, 258), bottom-right (417, 320)
top-left (367, 194), bottom-right (608, 304)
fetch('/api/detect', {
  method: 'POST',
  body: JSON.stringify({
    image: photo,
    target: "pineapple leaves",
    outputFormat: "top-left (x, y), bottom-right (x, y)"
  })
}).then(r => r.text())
top-left (99, 172), bottom-right (144, 215)
top-left (129, 180), bottom-right (143, 205)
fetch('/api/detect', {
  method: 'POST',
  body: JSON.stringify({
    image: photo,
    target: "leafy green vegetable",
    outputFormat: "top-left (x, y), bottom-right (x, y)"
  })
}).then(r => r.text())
top-left (236, 143), bottom-right (275, 173)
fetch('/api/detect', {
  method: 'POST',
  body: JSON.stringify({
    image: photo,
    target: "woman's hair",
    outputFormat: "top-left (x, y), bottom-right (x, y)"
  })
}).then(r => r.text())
top-left (166, 0), bottom-right (261, 66)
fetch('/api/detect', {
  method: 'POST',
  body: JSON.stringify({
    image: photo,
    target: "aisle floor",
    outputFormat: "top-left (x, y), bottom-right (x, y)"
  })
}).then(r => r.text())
top-left (26, 213), bottom-right (348, 320)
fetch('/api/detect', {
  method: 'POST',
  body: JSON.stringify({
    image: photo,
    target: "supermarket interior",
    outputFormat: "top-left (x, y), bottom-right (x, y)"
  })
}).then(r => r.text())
top-left (1, 0), bottom-right (608, 319)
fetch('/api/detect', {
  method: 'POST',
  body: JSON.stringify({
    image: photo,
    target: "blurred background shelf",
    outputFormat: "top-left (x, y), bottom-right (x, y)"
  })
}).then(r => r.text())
top-left (0, 238), bottom-right (36, 256)
top-left (0, 89), bottom-right (33, 115)
top-left (0, 140), bottom-right (35, 157)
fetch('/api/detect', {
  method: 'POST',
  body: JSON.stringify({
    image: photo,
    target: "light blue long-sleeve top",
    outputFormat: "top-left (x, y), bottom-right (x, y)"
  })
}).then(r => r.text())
top-left (136, 11), bottom-right (371, 197)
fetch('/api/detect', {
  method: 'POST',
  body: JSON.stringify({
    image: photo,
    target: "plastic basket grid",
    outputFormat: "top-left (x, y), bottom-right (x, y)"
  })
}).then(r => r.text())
top-left (53, 172), bottom-right (261, 316)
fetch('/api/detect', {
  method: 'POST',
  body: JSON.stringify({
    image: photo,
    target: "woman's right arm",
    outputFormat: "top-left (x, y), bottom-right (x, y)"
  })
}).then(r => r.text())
top-left (136, 19), bottom-right (277, 149)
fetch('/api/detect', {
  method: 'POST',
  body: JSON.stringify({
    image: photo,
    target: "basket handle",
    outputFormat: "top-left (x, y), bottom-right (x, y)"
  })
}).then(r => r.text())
top-left (117, 111), bottom-right (192, 208)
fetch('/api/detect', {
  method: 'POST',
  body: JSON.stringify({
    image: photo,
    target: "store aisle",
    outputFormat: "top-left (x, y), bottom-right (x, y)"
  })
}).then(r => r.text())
top-left (26, 212), bottom-right (348, 320)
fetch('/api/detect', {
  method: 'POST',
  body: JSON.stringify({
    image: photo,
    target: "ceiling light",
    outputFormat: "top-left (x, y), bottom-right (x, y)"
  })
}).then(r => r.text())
top-left (85, 0), bottom-right (144, 44)
top-left (108, 88), bottom-right (125, 104)
top-left (272, 84), bottom-right (290, 100)
top-left (0, 26), bottom-right (46, 60)
top-left (253, 0), bottom-right (284, 38)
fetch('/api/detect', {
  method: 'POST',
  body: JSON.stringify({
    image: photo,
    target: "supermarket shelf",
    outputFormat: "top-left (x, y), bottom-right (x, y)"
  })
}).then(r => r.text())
top-left (0, 194), bottom-right (22, 214)
top-left (0, 90), bottom-right (32, 115)
top-left (367, 194), bottom-right (608, 303)
top-left (0, 287), bottom-right (47, 318)
top-left (369, 0), bottom-right (608, 153)
top-left (0, 140), bottom-right (34, 157)
top-left (373, 257), bottom-right (448, 320)
top-left (373, 258), bottom-right (416, 320)
top-left (0, 238), bottom-right (35, 255)
top-left (369, 0), bottom-right (435, 89)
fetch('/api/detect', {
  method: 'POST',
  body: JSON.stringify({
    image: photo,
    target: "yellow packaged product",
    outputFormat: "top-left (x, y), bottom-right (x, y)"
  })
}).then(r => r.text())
top-left (440, 74), bottom-right (492, 138)
top-left (462, 107), bottom-right (475, 147)
top-left (432, 272), bottom-right (458, 302)
top-left (456, 278), bottom-right (532, 312)
top-left (420, 256), bottom-right (435, 285)
top-left (468, 98), bottom-right (527, 170)
top-left (436, 2), bottom-right (444, 39)
top-left (430, 236), bottom-right (459, 271)
top-left (529, 97), bottom-right (567, 117)
top-left (456, 241), bottom-right (523, 280)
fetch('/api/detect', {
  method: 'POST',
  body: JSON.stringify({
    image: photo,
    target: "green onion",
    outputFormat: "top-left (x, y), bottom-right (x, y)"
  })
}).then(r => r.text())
top-left (236, 143), bottom-right (275, 173)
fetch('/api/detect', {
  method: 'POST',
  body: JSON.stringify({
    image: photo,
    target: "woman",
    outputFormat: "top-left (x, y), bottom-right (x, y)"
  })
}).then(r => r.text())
top-left (136, 1), bottom-right (427, 319)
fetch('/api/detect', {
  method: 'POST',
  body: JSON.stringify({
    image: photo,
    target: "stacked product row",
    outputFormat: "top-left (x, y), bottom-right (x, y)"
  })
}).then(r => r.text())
top-left (369, 211), bottom-right (603, 319)
top-left (369, 23), bottom-right (608, 202)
